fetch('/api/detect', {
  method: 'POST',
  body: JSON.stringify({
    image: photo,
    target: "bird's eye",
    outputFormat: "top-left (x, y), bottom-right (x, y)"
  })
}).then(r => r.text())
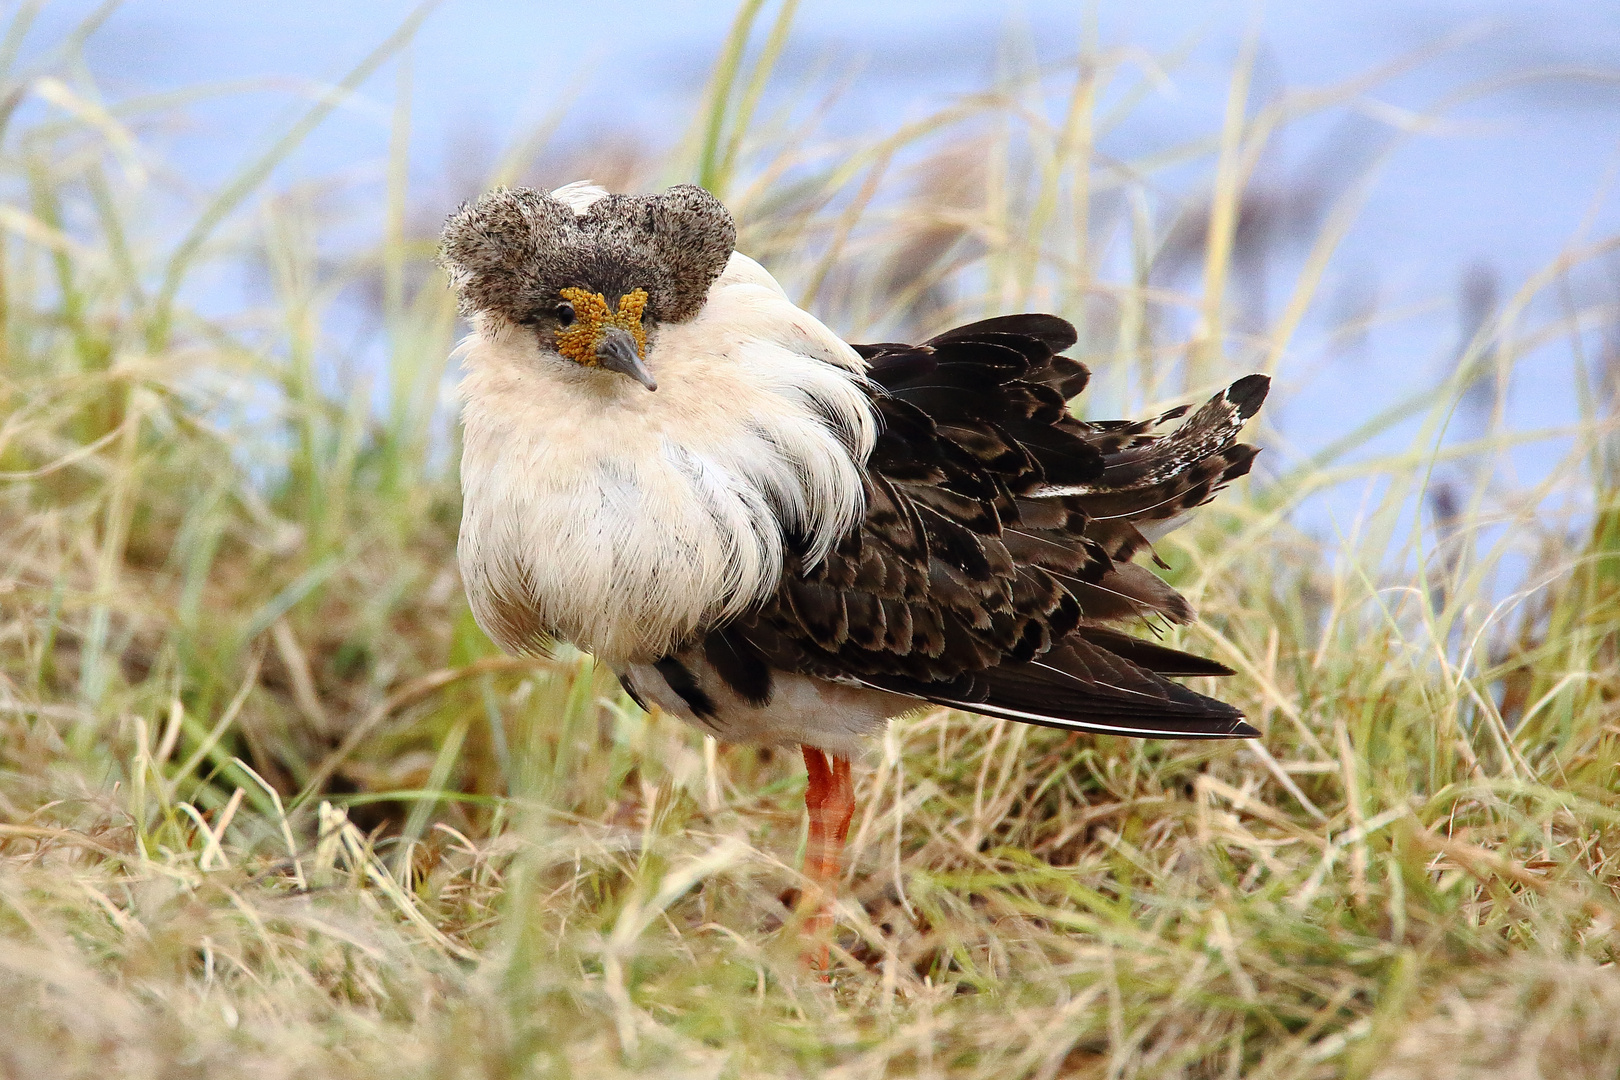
top-left (555, 302), bottom-right (576, 327)
top-left (640, 307), bottom-right (652, 325)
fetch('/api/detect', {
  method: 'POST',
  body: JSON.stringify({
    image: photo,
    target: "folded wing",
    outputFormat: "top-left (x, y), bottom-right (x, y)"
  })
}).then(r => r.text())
top-left (713, 314), bottom-right (1267, 739)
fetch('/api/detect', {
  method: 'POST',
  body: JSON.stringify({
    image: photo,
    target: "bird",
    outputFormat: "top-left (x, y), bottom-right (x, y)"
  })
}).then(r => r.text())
top-left (440, 180), bottom-right (1268, 971)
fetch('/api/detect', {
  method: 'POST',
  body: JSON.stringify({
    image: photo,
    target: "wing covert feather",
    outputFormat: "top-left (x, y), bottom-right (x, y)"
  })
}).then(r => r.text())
top-left (722, 317), bottom-right (1267, 739)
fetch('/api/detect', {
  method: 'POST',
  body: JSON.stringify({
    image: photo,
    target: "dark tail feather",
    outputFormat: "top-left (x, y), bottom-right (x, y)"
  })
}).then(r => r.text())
top-left (1095, 375), bottom-right (1269, 490)
top-left (1074, 443), bottom-right (1260, 525)
top-left (866, 637), bottom-right (1255, 740)
top-left (1077, 625), bottom-right (1235, 677)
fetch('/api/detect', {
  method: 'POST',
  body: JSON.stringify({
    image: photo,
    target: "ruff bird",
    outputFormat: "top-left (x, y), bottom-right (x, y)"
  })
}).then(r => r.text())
top-left (441, 181), bottom-right (1268, 968)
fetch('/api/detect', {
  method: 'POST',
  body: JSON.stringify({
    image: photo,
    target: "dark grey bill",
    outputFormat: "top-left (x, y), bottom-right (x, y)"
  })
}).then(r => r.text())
top-left (594, 326), bottom-right (657, 391)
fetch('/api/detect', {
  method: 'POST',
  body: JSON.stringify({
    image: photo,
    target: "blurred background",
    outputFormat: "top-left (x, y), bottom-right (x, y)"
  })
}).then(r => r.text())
top-left (35, 0), bottom-right (1620, 542)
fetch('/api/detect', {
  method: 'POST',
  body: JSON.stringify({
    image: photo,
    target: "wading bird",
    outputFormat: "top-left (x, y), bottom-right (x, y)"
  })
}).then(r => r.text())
top-left (441, 182), bottom-right (1267, 970)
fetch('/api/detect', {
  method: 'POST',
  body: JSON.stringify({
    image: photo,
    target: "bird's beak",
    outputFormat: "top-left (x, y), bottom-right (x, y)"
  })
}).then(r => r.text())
top-left (594, 326), bottom-right (657, 391)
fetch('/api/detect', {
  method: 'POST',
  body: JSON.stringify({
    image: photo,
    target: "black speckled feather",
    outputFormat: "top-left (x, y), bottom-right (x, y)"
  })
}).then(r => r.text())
top-left (715, 314), bottom-right (1268, 739)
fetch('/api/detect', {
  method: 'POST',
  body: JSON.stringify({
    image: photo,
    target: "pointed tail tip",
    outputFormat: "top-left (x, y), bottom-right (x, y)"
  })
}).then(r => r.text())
top-left (1228, 373), bottom-right (1271, 419)
top-left (1230, 718), bottom-right (1261, 738)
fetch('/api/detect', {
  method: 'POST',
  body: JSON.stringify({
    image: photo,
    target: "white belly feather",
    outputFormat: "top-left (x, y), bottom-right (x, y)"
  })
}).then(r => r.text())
top-left (621, 655), bottom-right (916, 758)
top-left (456, 254), bottom-right (877, 665)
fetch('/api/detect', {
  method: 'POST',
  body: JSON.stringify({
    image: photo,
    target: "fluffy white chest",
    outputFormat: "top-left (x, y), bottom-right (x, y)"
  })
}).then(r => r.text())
top-left (456, 256), bottom-right (877, 665)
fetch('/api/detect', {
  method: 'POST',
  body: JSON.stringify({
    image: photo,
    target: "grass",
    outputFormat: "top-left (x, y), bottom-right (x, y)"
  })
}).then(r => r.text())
top-left (3, 4), bottom-right (1620, 1077)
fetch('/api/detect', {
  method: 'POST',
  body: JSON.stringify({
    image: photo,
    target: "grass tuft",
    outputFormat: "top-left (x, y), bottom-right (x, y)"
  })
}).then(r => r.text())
top-left (3, 6), bottom-right (1620, 1077)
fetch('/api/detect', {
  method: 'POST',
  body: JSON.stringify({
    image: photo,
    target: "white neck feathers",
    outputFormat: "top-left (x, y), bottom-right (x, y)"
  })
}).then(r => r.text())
top-left (456, 253), bottom-right (876, 664)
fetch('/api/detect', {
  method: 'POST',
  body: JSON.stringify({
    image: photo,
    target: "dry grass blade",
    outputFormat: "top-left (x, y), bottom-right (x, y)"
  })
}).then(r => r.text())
top-left (2, 4), bottom-right (1620, 1078)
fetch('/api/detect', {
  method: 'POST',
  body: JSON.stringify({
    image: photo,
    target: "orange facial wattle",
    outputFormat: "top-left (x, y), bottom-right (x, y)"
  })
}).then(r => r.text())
top-left (555, 287), bottom-right (649, 366)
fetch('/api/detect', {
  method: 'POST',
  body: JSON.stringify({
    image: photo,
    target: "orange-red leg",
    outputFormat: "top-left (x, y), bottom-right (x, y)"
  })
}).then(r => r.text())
top-left (800, 745), bottom-right (855, 974)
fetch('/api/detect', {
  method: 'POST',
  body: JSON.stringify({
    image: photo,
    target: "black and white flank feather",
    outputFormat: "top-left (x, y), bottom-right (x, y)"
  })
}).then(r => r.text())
top-left (442, 181), bottom-right (1268, 758)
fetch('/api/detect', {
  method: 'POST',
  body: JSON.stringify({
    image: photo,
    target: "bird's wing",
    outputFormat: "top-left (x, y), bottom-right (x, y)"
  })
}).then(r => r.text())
top-left (709, 314), bottom-right (1268, 739)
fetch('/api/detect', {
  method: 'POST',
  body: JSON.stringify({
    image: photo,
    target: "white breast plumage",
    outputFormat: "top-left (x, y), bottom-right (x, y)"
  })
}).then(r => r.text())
top-left (455, 253), bottom-right (878, 665)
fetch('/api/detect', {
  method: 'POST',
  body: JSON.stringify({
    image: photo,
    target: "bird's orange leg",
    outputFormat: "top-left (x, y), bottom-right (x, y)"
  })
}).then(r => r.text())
top-left (799, 745), bottom-right (855, 974)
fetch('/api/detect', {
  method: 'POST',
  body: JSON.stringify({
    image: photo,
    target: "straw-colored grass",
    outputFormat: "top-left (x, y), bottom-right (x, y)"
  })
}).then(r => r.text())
top-left (3, 5), bottom-right (1619, 1078)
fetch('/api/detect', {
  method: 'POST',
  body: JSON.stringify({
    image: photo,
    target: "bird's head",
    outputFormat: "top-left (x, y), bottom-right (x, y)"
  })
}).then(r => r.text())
top-left (438, 183), bottom-right (737, 392)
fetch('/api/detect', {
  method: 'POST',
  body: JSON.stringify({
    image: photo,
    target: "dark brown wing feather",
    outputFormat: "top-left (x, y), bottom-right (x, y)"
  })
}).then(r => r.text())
top-left (721, 314), bottom-right (1267, 739)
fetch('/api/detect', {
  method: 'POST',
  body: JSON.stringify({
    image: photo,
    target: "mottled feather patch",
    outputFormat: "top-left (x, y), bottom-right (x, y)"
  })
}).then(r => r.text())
top-left (440, 183), bottom-right (735, 326)
top-left (715, 321), bottom-right (1266, 737)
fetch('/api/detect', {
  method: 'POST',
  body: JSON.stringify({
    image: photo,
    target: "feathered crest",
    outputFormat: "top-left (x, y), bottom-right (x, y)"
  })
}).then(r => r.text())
top-left (439, 183), bottom-right (736, 325)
